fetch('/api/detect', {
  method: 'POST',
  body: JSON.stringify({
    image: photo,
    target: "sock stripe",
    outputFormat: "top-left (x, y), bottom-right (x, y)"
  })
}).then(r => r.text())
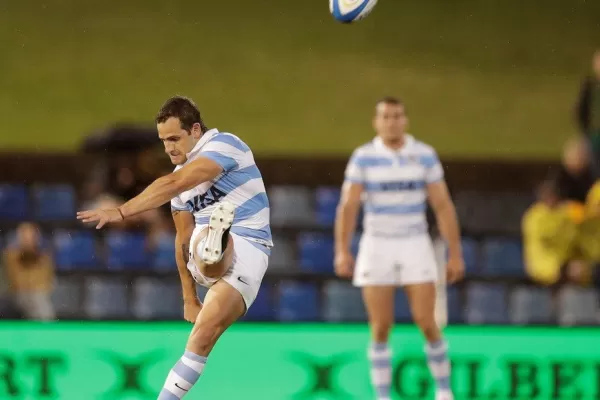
top-left (371, 342), bottom-right (388, 351)
top-left (184, 350), bottom-right (207, 363)
top-left (173, 361), bottom-right (200, 385)
top-left (428, 353), bottom-right (447, 363)
top-left (181, 354), bottom-right (207, 372)
top-left (158, 389), bottom-right (181, 400)
top-left (371, 359), bottom-right (390, 368)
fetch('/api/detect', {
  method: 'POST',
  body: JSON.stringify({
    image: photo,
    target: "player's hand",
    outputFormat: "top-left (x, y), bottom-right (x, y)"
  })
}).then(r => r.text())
top-left (184, 301), bottom-right (202, 323)
top-left (334, 251), bottom-right (355, 279)
top-left (446, 255), bottom-right (465, 284)
top-left (77, 208), bottom-right (124, 229)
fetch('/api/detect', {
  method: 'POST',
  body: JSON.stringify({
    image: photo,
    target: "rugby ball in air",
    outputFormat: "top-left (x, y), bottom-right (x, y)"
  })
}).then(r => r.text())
top-left (329, 0), bottom-right (378, 23)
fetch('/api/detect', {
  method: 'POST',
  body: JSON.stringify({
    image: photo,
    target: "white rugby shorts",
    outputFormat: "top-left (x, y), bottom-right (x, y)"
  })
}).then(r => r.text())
top-left (353, 233), bottom-right (439, 287)
top-left (187, 224), bottom-right (269, 310)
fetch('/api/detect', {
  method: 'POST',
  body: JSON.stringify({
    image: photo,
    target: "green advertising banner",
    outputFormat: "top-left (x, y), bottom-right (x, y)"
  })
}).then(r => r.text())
top-left (0, 323), bottom-right (598, 399)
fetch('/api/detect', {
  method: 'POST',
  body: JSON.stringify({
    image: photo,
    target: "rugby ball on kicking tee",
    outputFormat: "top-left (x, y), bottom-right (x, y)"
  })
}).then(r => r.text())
top-left (329, 0), bottom-right (378, 23)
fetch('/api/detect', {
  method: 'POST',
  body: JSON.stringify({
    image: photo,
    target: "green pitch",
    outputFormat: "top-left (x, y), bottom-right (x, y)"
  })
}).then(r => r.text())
top-left (1, 0), bottom-right (598, 158)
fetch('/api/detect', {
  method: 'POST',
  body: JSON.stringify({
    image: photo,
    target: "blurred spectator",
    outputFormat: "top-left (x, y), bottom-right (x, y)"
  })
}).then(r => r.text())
top-left (556, 137), bottom-right (595, 204)
top-left (3, 223), bottom-right (55, 321)
top-left (575, 49), bottom-right (600, 163)
top-left (522, 178), bottom-right (580, 285)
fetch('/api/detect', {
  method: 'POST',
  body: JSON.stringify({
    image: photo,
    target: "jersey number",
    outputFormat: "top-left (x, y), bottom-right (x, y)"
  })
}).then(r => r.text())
top-left (186, 187), bottom-right (227, 212)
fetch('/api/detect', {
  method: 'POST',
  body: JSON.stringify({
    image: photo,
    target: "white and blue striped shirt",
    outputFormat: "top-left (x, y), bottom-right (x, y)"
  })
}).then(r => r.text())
top-left (170, 129), bottom-right (273, 250)
top-left (344, 134), bottom-right (443, 237)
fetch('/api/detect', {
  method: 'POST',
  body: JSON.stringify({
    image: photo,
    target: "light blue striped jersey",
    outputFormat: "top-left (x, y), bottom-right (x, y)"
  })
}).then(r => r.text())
top-left (344, 134), bottom-right (443, 237)
top-left (170, 129), bottom-right (272, 248)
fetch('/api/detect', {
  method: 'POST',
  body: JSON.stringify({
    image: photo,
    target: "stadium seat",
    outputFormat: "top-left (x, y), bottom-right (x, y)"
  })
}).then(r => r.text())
top-left (461, 237), bottom-right (480, 276)
top-left (481, 238), bottom-right (525, 277)
top-left (394, 290), bottom-right (412, 322)
top-left (268, 234), bottom-right (296, 271)
top-left (277, 281), bottom-right (320, 321)
top-left (51, 277), bottom-right (82, 318)
top-left (315, 186), bottom-right (340, 226)
top-left (557, 286), bottom-right (599, 326)
top-left (323, 281), bottom-right (366, 322)
top-left (132, 278), bottom-right (182, 320)
top-left (269, 186), bottom-right (315, 227)
top-left (244, 281), bottom-right (276, 321)
top-left (151, 232), bottom-right (176, 271)
top-left (446, 286), bottom-right (463, 323)
top-left (297, 232), bottom-right (334, 274)
top-left (84, 277), bottom-right (130, 319)
top-left (465, 283), bottom-right (509, 324)
top-left (33, 184), bottom-right (76, 221)
top-left (0, 184), bottom-right (28, 220)
top-left (106, 231), bottom-right (149, 270)
top-left (53, 230), bottom-right (98, 270)
top-left (509, 286), bottom-right (554, 324)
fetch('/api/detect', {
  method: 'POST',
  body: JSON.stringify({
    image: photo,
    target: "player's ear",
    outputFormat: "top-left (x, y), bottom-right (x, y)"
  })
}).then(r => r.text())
top-left (191, 122), bottom-right (202, 139)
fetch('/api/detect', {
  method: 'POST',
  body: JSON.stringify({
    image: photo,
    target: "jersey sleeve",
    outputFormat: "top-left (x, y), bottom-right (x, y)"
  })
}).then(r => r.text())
top-left (171, 196), bottom-right (192, 212)
top-left (423, 150), bottom-right (444, 184)
top-left (199, 135), bottom-right (249, 172)
top-left (344, 150), bottom-right (366, 185)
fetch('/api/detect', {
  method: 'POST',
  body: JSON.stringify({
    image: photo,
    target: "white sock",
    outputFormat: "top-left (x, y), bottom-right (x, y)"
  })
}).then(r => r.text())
top-left (426, 339), bottom-right (451, 393)
top-left (368, 342), bottom-right (392, 400)
top-left (158, 351), bottom-right (207, 399)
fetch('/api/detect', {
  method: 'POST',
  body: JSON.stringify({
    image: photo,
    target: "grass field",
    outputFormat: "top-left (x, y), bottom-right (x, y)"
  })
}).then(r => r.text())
top-left (1, 0), bottom-right (599, 158)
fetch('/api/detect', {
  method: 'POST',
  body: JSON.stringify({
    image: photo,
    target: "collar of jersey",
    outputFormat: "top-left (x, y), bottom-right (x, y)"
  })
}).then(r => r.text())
top-left (186, 128), bottom-right (220, 159)
top-left (373, 134), bottom-right (414, 153)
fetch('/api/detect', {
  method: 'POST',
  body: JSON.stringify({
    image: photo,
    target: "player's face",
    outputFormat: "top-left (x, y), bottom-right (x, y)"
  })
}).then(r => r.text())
top-left (157, 117), bottom-right (202, 165)
top-left (373, 103), bottom-right (408, 141)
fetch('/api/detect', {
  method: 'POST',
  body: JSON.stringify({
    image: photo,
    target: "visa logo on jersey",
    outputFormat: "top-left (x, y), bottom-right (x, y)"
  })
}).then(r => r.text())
top-left (186, 187), bottom-right (226, 212)
top-left (329, 0), bottom-right (378, 23)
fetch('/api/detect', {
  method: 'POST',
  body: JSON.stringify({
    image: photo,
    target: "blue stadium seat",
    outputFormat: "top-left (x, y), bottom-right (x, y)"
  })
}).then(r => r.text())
top-left (461, 237), bottom-right (480, 276)
top-left (84, 277), bottom-right (130, 319)
top-left (395, 290), bottom-right (412, 322)
top-left (465, 283), bottom-right (508, 324)
top-left (315, 186), bottom-right (340, 226)
top-left (446, 286), bottom-right (463, 323)
top-left (244, 282), bottom-right (275, 321)
top-left (297, 232), bottom-right (334, 274)
top-left (106, 231), bottom-right (149, 270)
top-left (278, 281), bottom-right (320, 321)
top-left (33, 184), bottom-right (76, 221)
top-left (54, 230), bottom-right (98, 270)
top-left (557, 286), bottom-right (599, 326)
top-left (0, 184), bottom-right (28, 220)
top-left (151, 232), bottom-right (176, 271)
top-left (51, 277), bottom-right (81, 318)
top-left (132, 278), bottom-right (182, 320)
top-left (269, 234), bottom-right (296, 271)
top-left (510, 286), bottom-right (554, 324)
top-left (481, 238), bottom-right (525, 277)
top-left (323, 281), bottom-right (366, 322)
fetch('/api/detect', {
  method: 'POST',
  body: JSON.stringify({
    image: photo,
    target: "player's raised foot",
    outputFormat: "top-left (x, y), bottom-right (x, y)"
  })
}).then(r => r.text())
top-left (201, 201), bottom-right (235, 264)
top-left (436, 390), bottom-right (454, 400)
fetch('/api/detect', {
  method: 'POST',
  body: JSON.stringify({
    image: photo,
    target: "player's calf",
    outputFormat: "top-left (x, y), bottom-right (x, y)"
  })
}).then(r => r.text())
top-left (405, 283), bottom-right (452, 399)
top-left (158, 280), bottom-right (245, 399)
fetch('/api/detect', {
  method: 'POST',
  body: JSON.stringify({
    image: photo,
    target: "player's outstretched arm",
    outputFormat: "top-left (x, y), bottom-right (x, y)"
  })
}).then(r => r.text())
top-left (77, 157), bottom-right (223, 228)
top-left (427, 180), bottom-right (465, 283)
top-left (334, 181), bottom-right (363, 278)
top-left (172, 209), bottom-right (202, 323)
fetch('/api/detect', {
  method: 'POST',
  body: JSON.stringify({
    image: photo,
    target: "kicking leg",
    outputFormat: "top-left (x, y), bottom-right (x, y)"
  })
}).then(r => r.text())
top-left (158, 279), bottom-right (246, 399)
top-left (404, 283), bottom-right (452, 400)
top-left (362, 286), bottom-right (395, 400)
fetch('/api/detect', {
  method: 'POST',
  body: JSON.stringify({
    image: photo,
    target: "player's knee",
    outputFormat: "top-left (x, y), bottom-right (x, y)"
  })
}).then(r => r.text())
top-left (371, 321), bottom-right (393, 342)
top-left (412, 313), bottom-right (439, 340)
top-left (188, 321), bottom-right (226, 355)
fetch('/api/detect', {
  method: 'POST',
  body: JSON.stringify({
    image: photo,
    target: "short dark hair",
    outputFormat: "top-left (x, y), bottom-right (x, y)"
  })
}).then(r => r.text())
top-left (376, 96), bottom-right (403, 107)
top-left (155, 96), bottom-right (208, 133)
